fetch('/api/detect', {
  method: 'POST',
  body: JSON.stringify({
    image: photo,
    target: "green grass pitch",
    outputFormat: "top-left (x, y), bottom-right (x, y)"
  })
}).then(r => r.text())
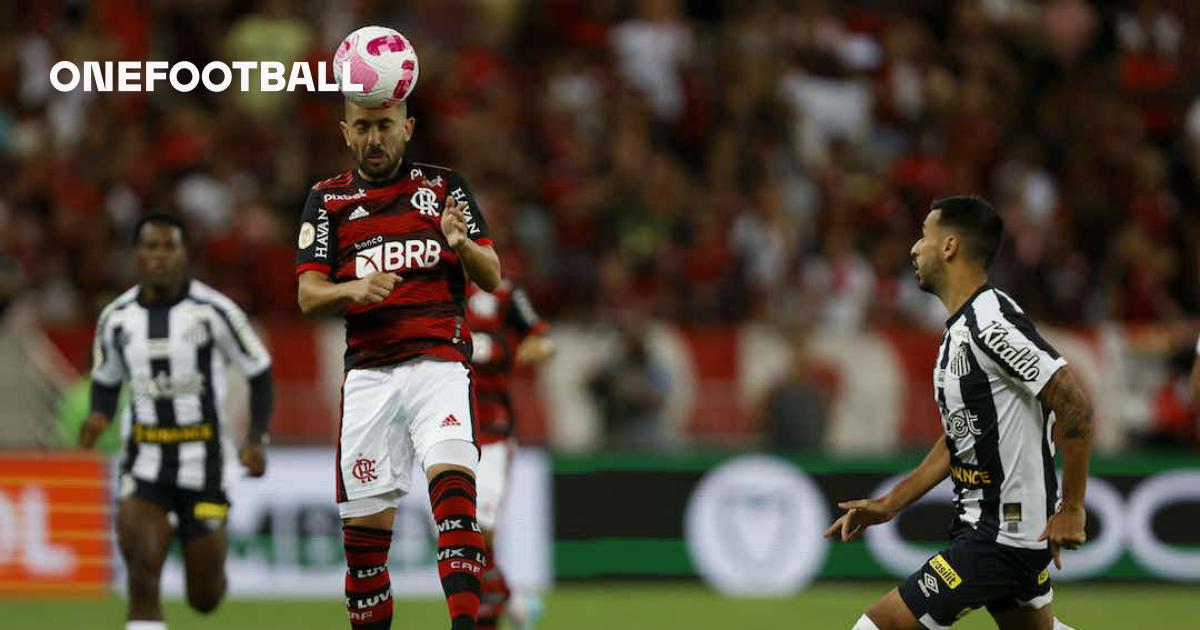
top-left (7, 582), bottom-right (1195, 629)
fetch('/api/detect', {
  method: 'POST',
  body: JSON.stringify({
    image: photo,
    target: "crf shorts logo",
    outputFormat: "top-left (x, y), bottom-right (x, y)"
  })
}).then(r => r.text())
top-left (355, 239), bottom-right (443, 277)
top-left (352, 457), bottom-right (378, 483)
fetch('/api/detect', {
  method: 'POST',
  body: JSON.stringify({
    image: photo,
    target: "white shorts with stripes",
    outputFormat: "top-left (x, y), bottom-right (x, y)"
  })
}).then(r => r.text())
top-left (337, 359), bottom-right (477, 513)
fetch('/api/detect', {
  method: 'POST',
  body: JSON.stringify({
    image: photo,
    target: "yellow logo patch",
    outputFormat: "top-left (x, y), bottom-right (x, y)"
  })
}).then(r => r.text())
top-left (134, 423), bottom-right (214, 444)
top-left (194, 502), bottom-right (229, 520)
top-left (929, 554), bottom-right (962, 589)
top-left (1037, 568), bottom-right (1049, 585)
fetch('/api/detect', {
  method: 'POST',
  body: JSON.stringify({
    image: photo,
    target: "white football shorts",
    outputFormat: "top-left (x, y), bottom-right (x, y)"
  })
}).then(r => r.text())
top-left (336, 359), bottom-right (477, 515)
top-left (475, 438), bottom-right (514, 530)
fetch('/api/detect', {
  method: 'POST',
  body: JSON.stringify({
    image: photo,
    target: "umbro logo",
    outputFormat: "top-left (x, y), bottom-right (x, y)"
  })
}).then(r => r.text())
top-left (348, 205), bottom-right (369, 221)
top-left (918, 572), bottom-right (940, 597)
top-left (440, 414), bottom-right (461, 427)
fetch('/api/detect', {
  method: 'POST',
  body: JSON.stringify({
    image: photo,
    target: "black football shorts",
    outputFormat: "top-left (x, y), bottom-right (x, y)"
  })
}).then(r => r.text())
top-left (126, 476), bottom-right (230, 542)
top-left (897, 536), bottom-right (1053, 629)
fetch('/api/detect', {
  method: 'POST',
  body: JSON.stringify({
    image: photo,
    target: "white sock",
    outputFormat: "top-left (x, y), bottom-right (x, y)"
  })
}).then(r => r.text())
top-left (852, 614), bottom-right (881, 630)
top-left (126, 622), bottom-right (167, 630)
top-left (1053, 619), bottom-right (1076, 630)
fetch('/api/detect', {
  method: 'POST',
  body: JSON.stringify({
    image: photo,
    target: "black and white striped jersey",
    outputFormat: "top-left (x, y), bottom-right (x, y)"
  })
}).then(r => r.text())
top-left (91, 280), bottom-right (271, 492)
top-left (934, 285), bottom-right (1066, 549)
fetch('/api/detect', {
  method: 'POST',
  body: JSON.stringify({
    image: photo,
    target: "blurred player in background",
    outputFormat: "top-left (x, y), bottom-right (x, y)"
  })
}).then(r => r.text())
top-left (81, 214), bottom-right (274, 630)
top-left (296, 96), bottom-right (501, 630)
top-left (466, 280), bottom-right (554, 630)
top-left (826, 197), bottom-right (1090, 630)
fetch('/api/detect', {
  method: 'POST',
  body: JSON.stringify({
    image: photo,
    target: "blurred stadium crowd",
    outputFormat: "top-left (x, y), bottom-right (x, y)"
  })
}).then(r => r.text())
top-left (2, 0), bottom-right (1199, 330)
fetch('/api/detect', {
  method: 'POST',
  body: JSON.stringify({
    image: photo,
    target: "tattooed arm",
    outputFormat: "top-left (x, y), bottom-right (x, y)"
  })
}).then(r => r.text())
top-left (1037, 365), bottom-right (1093, 568)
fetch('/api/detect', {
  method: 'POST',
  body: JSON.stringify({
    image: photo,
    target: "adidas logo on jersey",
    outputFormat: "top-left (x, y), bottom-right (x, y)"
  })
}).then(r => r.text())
top-left (440, 414), bottom-right (461, 427)
top-left (348, 205), bottom-right (369, 221)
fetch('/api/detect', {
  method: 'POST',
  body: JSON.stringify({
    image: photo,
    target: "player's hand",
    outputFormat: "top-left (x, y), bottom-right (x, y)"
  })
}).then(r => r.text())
top-left (441, 195), bottom-right (469, 249)
top-left (1038, 503), bottom-right (1086, 569)
top-left (345, 271), bottom-right (402, 305)
top-left (515, 335), bottom-right (555, 365)
top-left (824, 498), bottom-right (895, 542)
top-left (239, 442), bottom-right (267, 478)
top-left (79, 413), bottom-right (110, 449)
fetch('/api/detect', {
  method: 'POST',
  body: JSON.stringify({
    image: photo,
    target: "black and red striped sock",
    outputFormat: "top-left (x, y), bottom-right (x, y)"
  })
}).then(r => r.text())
top-left (476, 544), bottom-right (510, 630)
top-left (429, 470), bottom-right (486, 630)
top-left (343, 525), bottom-right (393, 629)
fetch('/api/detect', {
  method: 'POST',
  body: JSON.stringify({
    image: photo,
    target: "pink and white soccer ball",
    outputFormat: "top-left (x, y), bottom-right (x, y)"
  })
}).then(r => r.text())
top-left (333, 26), bottom-right (420, 108)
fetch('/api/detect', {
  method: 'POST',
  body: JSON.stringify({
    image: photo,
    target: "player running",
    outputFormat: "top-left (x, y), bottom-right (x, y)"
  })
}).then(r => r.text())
top-left (295, 96), bottom-right (501, 630)
top-left (81, 214), bottom-right (274, 630)
top-left (466, 280), bottom-right (554, 630)
top-left (826, 197), bottom-right (1089, 630)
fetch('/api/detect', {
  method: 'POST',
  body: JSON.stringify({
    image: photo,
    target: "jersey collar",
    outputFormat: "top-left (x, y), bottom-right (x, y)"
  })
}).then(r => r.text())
top-left (136, 279), bottom-right (192, 308)
top-left (944, 283), bottom-right (991, 329)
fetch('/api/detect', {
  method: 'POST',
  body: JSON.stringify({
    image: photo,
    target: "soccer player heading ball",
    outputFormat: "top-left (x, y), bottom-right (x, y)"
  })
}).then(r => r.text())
top-left (296, 26), bottom-right (501, 630)
top-left (826, 197), bottom-right (1090, 630)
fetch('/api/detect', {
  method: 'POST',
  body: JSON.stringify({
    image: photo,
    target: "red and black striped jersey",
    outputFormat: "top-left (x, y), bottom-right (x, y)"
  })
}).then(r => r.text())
top-left (466, 280), bottom-right (547, 443)
top-left (295, 160), bottom-right (492, 370)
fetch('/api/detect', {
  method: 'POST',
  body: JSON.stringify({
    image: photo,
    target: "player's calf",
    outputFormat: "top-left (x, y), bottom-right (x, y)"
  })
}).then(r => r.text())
top-left (117, 497), bottom-right (171, 623)
top-left (124, 560), bottom-right (165, 621)
top-left (476, 533), bottom-right (510, 630)
top-left (428, 460), bottom-right (485, 630)
top-left (430, 469), bottom-right (485, 630)
top-left (343, 525), bottom-right (395, 629)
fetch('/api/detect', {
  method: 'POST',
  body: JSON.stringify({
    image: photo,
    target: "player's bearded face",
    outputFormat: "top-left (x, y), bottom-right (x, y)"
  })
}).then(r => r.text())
top-left (135, 223), bottom-right (187, 290)
top-left (342, 101), bottom-right (413, 180)
top-left (911, 211), bottom-right (944, 293)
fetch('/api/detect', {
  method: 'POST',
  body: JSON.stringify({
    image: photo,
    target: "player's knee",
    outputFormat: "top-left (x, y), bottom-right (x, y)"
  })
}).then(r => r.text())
top-left (185, 571), bottom-right (226, 615)
top-left (186, 584), bottom-right (224, 614)
top-left (852, 614), bottom-right (882, 630)
top-left (423, 439), bottom-right (478, 476)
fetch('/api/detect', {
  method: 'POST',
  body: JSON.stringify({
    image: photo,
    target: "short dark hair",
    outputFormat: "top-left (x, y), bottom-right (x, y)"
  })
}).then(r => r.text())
top-left (931, 196), bottom-right (1003, 267)
top-left (132, 213), bottom-right (188, 246)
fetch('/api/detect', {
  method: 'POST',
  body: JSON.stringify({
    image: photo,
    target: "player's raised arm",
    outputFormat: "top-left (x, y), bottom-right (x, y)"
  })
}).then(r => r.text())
top-left (1037, 365), bottom-right (1093, 569)
top-left (825, 437), bottom-right (950, 541)
top-left (442, 172), bottom-right (500, 291)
